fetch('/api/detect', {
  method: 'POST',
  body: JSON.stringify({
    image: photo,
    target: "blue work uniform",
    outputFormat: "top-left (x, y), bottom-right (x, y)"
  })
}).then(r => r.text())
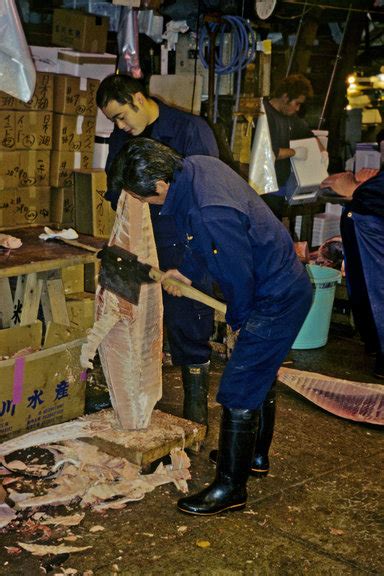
top-left (160, 156), bottom-right (313, 409)
top-left (340, 170), bottom-right (384, 356)
top-left (105, 101), bottom-right (220, 365)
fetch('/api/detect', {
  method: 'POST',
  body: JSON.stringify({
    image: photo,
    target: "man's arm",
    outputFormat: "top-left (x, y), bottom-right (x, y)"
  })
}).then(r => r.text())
top-left (320, 171), bottom-right (359, 198)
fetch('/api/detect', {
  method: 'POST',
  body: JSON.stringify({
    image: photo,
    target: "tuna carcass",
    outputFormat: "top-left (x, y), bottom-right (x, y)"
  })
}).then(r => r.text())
top-left (278, 367), bottom-right (384, 425)
top-left (81, 192), bottom-right (163, 430)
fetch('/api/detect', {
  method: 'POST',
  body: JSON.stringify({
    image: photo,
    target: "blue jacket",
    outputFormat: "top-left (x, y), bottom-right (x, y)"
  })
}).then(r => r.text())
top-left (160, 156), bottom-right (305, 329)
top-left (350, 170), bottom-right (384, 216)
top-left (105, 100), bottom-right (219, 246)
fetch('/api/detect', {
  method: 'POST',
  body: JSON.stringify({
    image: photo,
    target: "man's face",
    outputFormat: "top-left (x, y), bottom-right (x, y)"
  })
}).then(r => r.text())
top-left (281, 94), bottom-right (306, 116)
top-left (125, 180), bottom-right (169, 205)
top-left (102, 93), bottom-right (149, 135)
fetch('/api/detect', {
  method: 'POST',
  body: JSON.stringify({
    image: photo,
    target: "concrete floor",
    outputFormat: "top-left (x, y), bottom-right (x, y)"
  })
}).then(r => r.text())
top-left (1, 321), bottom-right (383, 575)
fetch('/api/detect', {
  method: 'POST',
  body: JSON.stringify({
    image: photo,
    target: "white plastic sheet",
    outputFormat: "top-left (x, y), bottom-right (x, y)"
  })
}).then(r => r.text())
top-left (0, 0), bottom-right (36, 102)
top-left (117, 7), bottom-right (142, 77)
top-left (248, 99), bottom-right (278, 195)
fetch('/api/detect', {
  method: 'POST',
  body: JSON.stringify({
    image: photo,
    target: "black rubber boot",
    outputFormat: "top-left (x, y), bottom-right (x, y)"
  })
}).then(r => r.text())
top-left (181, 362), bottom-right (210, 425)
top-left (209, 384), bottom-right (276, 477)
top-left (252, 385), bottom-right (276, 476)
top-left (177, 407), bottom-right (258, 516)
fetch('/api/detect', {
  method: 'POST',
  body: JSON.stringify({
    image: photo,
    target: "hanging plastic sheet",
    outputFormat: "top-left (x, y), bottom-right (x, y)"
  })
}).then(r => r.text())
top-left (117, 7), bottom-right (142, 77)
top-left (0, 0), bottom-right (36, 102)
top-left (248, 99), bottom-right (278, 195)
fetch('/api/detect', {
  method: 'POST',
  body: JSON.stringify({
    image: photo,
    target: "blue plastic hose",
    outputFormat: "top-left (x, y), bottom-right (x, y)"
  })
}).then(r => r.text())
top-left (198, 15), bottom-right (257, 142)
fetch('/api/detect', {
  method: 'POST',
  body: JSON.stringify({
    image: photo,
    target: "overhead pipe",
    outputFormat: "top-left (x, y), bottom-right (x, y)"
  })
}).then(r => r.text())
top-left (285, 0), bottom-right (308, 77)
top-left (317, 4), bottom-right (352, 130)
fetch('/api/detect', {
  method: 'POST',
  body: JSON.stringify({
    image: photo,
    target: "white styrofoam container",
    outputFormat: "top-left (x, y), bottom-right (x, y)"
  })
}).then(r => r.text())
top-left (57, 49), bottom-right (117, 81)
top-left (30, 46), bottom-right (61, 73)
top-left (96, 108), bottom-right (114, 136)
top-left (92, 134), bottom-right (110, 169)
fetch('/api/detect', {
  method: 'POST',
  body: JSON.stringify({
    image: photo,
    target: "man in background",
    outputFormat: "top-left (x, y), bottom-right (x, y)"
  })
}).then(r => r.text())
top-left (263, 74), bottom-right (328, 217)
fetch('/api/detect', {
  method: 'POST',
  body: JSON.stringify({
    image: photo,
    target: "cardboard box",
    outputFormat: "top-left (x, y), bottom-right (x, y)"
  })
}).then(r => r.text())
top-left (0, 187), bottom-right (51, 228)
top-left (52, 9), bottom-right (109, 53)
top-left (0, 111), bottom-right (16, 151)
top-left (54, 75), bottom-right (99, 117)
top-left (112, 0), bottom-right (140, 6)
top-left (0, 72), bottom-right (54, 113)
top-left (50, 150), bottom-right (93, 188)
top-left (0, 322), bottom-right (86, 440)
top-left (74, 169), bottom-right (115, 237)
top-left (62, 266), bottom-right (85, 295)
top-left (232, 120), bottom-right (252, 164)
top-left (0, 151), bottom-right (50, 188)
top-left (15, 111), bottom-right (53, 151)
top-left (57, 49), bottom-right (116, 81)
top-left (0, 189), bottom-right (16, 228)
top-left (50, 186), bottom-right (75, 226)
top-left (66, 292), bottom-right (95, 332)
top-left (52, 113), bottom-right (96, 153)
top-left (61, 0), bottom-right (122, 32)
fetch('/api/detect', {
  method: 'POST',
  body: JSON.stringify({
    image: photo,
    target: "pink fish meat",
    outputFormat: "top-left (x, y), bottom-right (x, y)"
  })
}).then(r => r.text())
top-left (81, 192), bottom-right (163, 430)
top-left (278, 367), bottom-right (384, 425)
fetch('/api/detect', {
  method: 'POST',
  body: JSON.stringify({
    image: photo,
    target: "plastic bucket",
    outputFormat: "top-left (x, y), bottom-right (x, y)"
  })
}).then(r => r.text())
top-left (292, 264), bottom-right (342, 349)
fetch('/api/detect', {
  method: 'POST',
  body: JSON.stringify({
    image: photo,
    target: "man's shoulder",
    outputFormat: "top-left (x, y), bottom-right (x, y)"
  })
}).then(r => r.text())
top-left (158, 101), bottom-right (207, 126)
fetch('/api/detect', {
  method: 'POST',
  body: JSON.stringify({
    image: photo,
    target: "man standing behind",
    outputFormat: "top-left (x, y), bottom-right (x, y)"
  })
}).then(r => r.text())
top-left (96, 74), bottom-right (218, 429)
top-left (262, 74), bottom-right (328, 217)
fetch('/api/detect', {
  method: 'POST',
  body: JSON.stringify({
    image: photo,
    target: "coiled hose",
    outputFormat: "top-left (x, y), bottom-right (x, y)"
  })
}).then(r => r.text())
top-left (198, 15), bottom-right (257, 148)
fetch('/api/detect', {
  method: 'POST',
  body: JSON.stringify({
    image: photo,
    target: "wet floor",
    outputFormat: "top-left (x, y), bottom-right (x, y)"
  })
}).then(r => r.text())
top-left (1, 320), bottom-right (383, 575)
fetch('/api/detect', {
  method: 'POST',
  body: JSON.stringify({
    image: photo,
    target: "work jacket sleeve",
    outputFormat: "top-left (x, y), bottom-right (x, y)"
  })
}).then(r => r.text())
top-left (179, 207), bottom-right (255, 330)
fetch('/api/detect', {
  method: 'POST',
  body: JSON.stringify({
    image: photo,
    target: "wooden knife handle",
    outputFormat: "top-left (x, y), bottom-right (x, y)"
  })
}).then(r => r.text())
top-left (148, 267), bottom-right (227, 315)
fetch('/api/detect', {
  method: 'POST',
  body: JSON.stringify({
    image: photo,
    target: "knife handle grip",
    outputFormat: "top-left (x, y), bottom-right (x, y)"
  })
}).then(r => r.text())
top-left (148, 268), bottom-right (227, 315)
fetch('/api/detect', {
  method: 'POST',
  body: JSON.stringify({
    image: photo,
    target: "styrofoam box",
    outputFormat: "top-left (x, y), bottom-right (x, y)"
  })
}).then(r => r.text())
top-left (30, 46), bottom-right (61, 73)
top-left (58, 49), bottom-right (116, 81)
top-left (96, 109), bottom-right (114, 136)
top-left (92, 133), bottom-right (110, 169)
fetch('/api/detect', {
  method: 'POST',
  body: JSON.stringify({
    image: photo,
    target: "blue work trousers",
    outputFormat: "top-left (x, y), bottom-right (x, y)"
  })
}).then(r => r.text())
top-left (217, 267), bottom-right (313, 410)
top-left (157, 243), bottom-right (214, 366)
top-left (341, 210), bottom-right (384, 355)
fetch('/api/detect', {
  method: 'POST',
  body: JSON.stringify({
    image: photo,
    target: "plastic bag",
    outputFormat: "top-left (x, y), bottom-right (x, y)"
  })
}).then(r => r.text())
top-left (248, 99), bottom-right (279, 195)
top-left (117, 7), bottom-right (142, 77)
top-left (0, 0), bottom-right (36, 102)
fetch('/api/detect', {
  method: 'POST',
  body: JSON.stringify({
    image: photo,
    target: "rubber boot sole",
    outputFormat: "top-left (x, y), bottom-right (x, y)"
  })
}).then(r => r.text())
top-left (177, 501), bottom-right (246, 516)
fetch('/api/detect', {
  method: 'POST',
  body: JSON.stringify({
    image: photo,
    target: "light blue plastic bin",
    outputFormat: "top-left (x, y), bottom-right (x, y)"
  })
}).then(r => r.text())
top-left (292, 264), bottom-right (342, 350)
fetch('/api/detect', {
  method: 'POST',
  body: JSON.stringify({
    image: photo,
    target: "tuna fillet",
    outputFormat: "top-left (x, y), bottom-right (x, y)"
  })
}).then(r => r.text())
top-left (81, 192), bottom-right (163, 430)
top-left (278, 367), bottom-right (384, 425)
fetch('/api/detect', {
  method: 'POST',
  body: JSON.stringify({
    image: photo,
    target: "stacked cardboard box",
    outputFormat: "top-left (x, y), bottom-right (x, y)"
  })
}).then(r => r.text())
top-left (50, 74), bottom-right (99, 225)
top-left (52, 8), bottom-right (109, 54)
top-left (73, 169), bottom-right (116, 238)
top-left (0, 321), bottom-right (86, 440)
top-left (0, 41), bottom-right (118, 238)
top-left (0, 72), bottom-right (53, 228)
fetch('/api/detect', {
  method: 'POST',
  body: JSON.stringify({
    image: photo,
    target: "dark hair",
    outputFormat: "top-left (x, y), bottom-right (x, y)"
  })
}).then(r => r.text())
top-left (273, 74), bottom-right (314, 100)
top-left (96, 74), bottom-right (149, 111)
top-left (108, 137), bottom-right (183, 198)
